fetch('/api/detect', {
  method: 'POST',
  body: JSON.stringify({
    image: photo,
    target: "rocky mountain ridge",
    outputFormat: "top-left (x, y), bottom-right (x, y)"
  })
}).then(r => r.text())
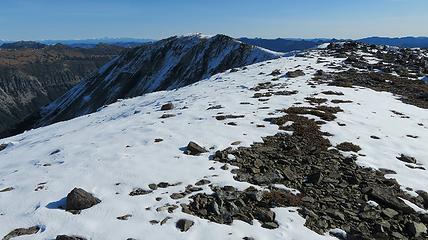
top-left (6, 34), bottom-right (280, 135)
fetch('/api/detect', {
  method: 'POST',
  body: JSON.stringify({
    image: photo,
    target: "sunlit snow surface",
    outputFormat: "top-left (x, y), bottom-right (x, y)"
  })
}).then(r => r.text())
top-left (1, 51), bottom-right (427, 239)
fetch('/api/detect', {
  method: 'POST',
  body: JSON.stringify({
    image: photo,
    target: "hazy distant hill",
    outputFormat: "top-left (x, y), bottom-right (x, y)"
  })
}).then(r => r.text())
top-left (358, 37), bottom-right (428, 48)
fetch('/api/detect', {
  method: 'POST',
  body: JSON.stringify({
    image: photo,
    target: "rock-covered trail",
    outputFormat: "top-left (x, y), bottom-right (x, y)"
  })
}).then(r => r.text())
top-left (0, 43), bottom-right (427, 239)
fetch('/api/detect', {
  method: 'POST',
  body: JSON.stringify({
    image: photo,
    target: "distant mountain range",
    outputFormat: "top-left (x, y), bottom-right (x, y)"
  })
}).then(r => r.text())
top-left (240, 37), bottom-right (428, 52)
top-left (0, 38), bottom-right (154, 49)
top-left (357, 37), bottom-right (428, 48)
top-left (2, 37), bottom-right (428, 51)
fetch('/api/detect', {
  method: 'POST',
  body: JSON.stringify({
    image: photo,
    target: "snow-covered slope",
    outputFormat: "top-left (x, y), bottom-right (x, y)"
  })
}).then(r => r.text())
top-left (15, 34), bottom-right (281, 132)
top-left (0, 45), bottom-right (427, 239)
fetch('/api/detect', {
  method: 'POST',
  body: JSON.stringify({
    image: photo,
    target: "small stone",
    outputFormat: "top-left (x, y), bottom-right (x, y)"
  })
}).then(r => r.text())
top-left (261, 222), bottom-right (279, 229)
top-left (381, 208), bottom-right (399, 218)
top-left (3, 226), bottom-right (40, 240)
top-left (149, 220), bottom-right (159, 225)
top-left (154, 138), bottom-right (163, 143)
top-left (170, 193), bottom-right (185, 199)
top-left (160, 103), bottom-right (174, 111)
top-left (160, 113), bottom-right (176, 119)
top-left (379, 168), bottom-right (397, 175)
top-left (185, 141), bottom-right (208, 155)
top-left (50, 149), bottom-right (61, 155)
top-left (148, 183), bottom-right (158, 190)
top-left (195, 179), bottom-right (211, 186)
top-left (160, 217), bottom-right (172, 225)
top-left (117, 214), bottom-right (132, 220)
top-left (0, 187), bottom-right (14, 192)
top-left (397, 154), bottom-right (417, 164)
top-left (157, 182), bottom-right (170, 188)
top-left (65, 188), bottom-right (101, 211)
top-left (306, 171), bottom-right (323, 184)
top-left (255, 209), bottom-right (275, 222)
top-left (286, 70), bottom-right (305, 78)
top-left (0, 144), bottom-right (7, 152)
top-left (129, 188), bottom-right (153, 196)
top-left (176, 219), bottom-right (194, 232)
top-left (56, 235), bottom-right (87, 240)
top-left (405, 221), bottom-right (427, 237)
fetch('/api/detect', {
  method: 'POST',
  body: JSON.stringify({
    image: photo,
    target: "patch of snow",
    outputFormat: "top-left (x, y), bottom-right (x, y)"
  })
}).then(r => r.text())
top-left (399, 198), bottom-right (428, 214)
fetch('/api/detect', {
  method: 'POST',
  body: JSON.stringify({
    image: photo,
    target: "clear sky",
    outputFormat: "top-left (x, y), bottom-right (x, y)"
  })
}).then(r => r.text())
top-left (1, 0), bottom-right (427, 41)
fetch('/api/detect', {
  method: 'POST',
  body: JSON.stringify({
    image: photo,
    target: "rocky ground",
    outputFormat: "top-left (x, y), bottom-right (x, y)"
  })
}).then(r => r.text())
top-left (182, 42), bottom-right (428, 239)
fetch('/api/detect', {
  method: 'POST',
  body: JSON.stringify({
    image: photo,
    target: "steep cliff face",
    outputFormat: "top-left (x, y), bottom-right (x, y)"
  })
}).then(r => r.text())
top-left (0, 44), bottom-right (124, 133)
top-left (13, 34), bottom-right (280, 131)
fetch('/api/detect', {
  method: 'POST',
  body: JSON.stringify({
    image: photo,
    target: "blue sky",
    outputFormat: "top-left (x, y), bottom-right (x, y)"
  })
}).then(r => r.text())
top-left (1, 0), bottom-right (427, 40)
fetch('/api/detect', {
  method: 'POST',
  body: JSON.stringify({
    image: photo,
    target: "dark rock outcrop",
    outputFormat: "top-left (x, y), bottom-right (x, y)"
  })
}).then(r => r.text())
top-left (0, 44), bottom-right (123, 136)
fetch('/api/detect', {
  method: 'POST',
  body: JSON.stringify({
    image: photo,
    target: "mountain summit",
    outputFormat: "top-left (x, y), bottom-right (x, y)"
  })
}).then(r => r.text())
top-left (12, 34), bottom-right (280, 132)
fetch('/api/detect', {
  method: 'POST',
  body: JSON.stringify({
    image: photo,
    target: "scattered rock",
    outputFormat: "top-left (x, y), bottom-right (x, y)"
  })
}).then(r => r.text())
top-left (160, 103), bottom-right (174, 111)
top-left (397, 154), bottom-right (417, 164)
top-left (207, 105), bottom-right (223, 110)
top-left (56, 236), bottom-right (87, 240)
top-left (3, 226), bottom-right (40, 240)
top-left (176, 219), bottom-right (194, 232)
top-left (215, 114), bottom-right (245, 121)
top-left (160, 113), bottom-right (176, 119)
top-left (195, 179), bottom-right (211, 186)
top-left (336, 142), bottom-right (361, 152)
top-left (0, 187), bottom-right (14, 193)
top-left (185, 141), bottom-right (208, 155)
top-left (129, 188), bottom-right (153, 196)
top-left (0, 144), bottom-right (7, 152)
top-left (65, 188), bottom-right (101, 211)
top-left (117, 214), bottom-right (132, 220)
top-left (286, 70), bottom-right (305, 78)
top-left (405, 221), bottom-right (427, 237)
top-left (321, 90), bottom-right (344, 96)
top-left (154, 138), bottom-right (163, 143)
top-left (170, 192), bottom-right (185, 199)
top-left (270, 69), bottom-right (281, 76)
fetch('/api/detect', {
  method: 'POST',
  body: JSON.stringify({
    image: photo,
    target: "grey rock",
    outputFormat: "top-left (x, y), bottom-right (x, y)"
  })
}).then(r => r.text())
top-left (286, 70), bottom-right (305, 78)
top-left (129, 188), bottom-right (153, 196)
top-left (405, 221), bottom-right (427, 237)
top-left (3, 226), bottom-right (40, 240)
top-left (0, 144), bottom-right (7, 152)
top-left (261, 222), bottom-right (279, 229)
top-left (381, 208), bottom-right (399, 218)
top-left (397, 154), bottom-right (417, 164)
top-left (56, 235), bottom-right (87, 240)
top-left (66, 188), bottom-right (101, 211)
top-left (160, 103), bottom-right (174, 111)
top-left (186, 141), bottom-right (208, 155)
top-left (176, 219), bottom-right (194, 232)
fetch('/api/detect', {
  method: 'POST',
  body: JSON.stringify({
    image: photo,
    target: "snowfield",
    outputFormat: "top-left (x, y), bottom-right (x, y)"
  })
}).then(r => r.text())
top-left (0, 50), bottom-right (427, 239)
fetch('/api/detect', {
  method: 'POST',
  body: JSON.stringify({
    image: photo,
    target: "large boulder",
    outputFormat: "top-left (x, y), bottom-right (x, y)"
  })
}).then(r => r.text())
top-left (65, 188), bottom-right (101, 211)
top-left (185, 141), bottom-right (208, 155)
